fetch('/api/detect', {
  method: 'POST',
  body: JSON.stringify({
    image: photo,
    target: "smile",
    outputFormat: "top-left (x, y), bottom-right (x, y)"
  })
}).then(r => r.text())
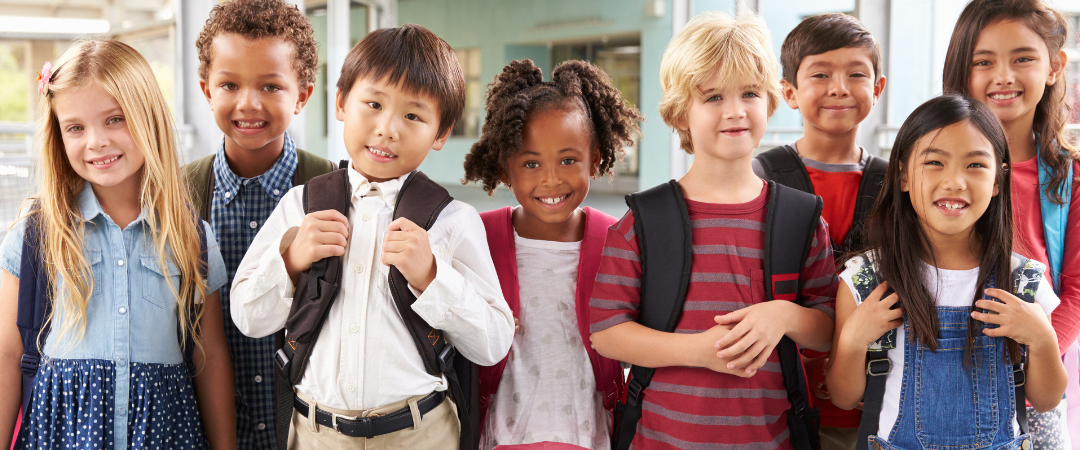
top-left (538, 195), bottom-right (568, 205)
top-left (90, 155), bottom-right (120, 165)
top-left (367, 147), bottom-right (396, 158)
top-left (935, 200), bottom-right (969, 210)
top-left (721, 128), bottom-right (748, 135)
top-left (989, 92), bottom-right (1020, 101)
top-left (234, 120), bottom-right (267, 129)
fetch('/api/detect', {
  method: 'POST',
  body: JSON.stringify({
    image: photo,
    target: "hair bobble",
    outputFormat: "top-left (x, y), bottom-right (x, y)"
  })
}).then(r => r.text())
top-left (36, 61), bottom-right (52, 95)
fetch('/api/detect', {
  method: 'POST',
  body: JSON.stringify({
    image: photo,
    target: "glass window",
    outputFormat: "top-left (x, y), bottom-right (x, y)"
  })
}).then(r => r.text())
top-left (453, 47), bottom-right (481, 138)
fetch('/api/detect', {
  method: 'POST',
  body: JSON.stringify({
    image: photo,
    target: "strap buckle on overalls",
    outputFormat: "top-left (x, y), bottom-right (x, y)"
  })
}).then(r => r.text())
top-left (866, 358), bottom-right (891, 376)
top-left (1013, 366), bottom-right (1026, 387)
top-left (20, 353), bottom-right (39, 375)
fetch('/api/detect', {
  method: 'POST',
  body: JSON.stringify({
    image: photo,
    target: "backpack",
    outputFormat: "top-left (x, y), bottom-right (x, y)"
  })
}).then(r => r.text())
top-left (756, 145), bottom-right (887, 257)
top-left (270, 165), bottom-right (478, 450)
top-left (614, 180), bottom-right (824, 450)
top-left (851, 254), bottom-right (1039, 449)
top-left (1037, 151), bottom-right (1073, 293)
top-left (16, 206), bottom-right (209, 442)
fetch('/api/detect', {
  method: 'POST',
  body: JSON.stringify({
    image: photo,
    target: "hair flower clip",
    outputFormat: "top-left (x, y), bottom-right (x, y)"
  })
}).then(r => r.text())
top-left (37, 61), bottom-right (52, 95)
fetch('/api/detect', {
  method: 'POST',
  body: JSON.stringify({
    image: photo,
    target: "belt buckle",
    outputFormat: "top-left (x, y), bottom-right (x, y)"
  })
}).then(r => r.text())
top-left (331, 412), bottom-right (362, 436)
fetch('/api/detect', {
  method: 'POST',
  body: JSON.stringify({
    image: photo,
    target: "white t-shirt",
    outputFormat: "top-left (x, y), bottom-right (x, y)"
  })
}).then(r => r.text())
top-left (839, 255), bottom-right (1060, 440)
top-left (480, 232), bottom-right (611, 450)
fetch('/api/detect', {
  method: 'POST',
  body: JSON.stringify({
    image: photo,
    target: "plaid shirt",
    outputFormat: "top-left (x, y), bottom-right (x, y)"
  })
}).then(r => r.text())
top-left (211, 134), bottom-right (298, 450)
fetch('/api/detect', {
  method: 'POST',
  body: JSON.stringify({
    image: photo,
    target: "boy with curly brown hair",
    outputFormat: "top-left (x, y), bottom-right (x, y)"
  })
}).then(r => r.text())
top-left (183, 1), bottom-right (333, 448)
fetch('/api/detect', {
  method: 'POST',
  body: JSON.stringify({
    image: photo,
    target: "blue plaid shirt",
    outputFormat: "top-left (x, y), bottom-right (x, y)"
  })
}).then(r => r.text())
top-left (211, 134), bottom-right (298, 450)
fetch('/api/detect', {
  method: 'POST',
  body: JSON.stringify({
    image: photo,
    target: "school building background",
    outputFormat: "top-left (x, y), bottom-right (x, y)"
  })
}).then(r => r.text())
top-left (2, 0), bottom-right (1080, 224)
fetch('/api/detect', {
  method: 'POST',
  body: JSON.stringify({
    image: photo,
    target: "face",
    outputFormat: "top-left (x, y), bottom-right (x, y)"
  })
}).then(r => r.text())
top-left (504, 107), bottom-right (598, 227)
top-left (683, 74), bottom-right (768, 162)
top-left (784, 46), bottom-right (885, 136)
top-left (967, 19), bottom-right (1065, 127)
top-left (901, 121), bottom-right (1000, 243)
top-left (201, 33), bottom-right (312, 156)
top-left (336, 76), bottom-right (449, 182)
top-left (54, 82), bottom-right (146, 194)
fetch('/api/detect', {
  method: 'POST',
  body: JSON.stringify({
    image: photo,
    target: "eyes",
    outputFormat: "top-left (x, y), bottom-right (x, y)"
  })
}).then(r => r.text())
top-left (220, 82), bottom-right (282, 92)
top-left (522, 157), bottom-right (578, 169)
top-left (808, 72), bottom-right (869, 79)
top-left (365, 102), bottom-right (425, 122)
top-left (922, 159), bottom-right (990, 169)
top-left (64, 116), bottom-right (125, 133)
top-left (971, 56), bottom-right (1036, 67)
top-left (705, 91), bottom-right (760, 102)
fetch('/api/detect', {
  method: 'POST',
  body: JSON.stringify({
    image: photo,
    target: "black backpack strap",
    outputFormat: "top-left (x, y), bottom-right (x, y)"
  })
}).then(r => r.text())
top-left (1010, 255), bottom-right (1042, 436)
top-left (16, 207), bottom-right (49, 441)
top-left (756, 145), bottom-right (815, 195)
top-left (764, 182), bottom-right (823, 450)
top-left (851, 256), bottom-right (891, 450)
top-left (841, 154), bottom-right (888, 254)
top-left (614, 180), bottom-right (692, 450)
top-left (179, 221), bottom-right (209, 377)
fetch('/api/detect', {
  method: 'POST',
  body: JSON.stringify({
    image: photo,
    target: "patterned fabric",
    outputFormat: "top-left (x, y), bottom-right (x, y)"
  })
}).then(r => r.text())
top-left (210, 133), bottom-right (298, 450)
top-left (589, 183), bottom-right (837, 450)
top-left (17, 359), bottom-right (207, 450)
top-left (1026, 406), bottom-right (1067, 450)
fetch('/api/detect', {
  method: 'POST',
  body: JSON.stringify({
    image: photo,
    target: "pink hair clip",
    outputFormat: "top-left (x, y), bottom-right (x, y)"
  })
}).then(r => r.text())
top-left (36, 61), bottom-right (52, 95)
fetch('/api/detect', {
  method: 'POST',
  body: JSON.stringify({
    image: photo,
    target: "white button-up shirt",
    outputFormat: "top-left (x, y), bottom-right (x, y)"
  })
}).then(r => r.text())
top-left (231, 168), bottom-right (513, 410)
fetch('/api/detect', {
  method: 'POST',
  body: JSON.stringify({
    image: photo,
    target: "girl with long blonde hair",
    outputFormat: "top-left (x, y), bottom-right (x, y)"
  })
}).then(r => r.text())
top-left (0, 39), bottom-right (235, 449)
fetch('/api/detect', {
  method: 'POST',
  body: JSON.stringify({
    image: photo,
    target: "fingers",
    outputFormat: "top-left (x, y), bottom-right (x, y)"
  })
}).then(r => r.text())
top-left (724, 340), bottom-right (766, 370)
top-left (387, 217), bottom-right (419, 232)
top-left (867, 281), bottom-right (891, 302)
top-left (714, 310), bottom-right (746, 326)
top-left (974, 299), bottom-right (1008, 314)
top-left (984, 288), bottom-right (1020, 304)
top-left (714, 322), bottom-right (751, 356)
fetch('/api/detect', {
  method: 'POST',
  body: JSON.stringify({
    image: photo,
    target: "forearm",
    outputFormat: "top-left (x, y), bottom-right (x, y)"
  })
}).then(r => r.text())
top-left (193, 293), bottom-right (236, 449)
top-left (1024, 339), bottom-right (1068, 412)
top-left (0, 350), bottom-right (21, 449)
top-left (591, 321), bottom-right (726, 369)
top-left (784, 305), bottom-right (834, 352)
top-left (826, 332), bottom-right (870, 410)
top-left (231, 232), bottom-right (295, 338)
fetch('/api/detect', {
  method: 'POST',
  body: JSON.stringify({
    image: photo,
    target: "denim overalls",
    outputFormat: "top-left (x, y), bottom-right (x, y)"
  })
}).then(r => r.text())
top-left (845, 255), bottom-right (1040, 450)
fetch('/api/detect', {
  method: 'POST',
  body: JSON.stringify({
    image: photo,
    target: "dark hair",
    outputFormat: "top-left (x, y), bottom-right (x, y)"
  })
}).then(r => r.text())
top-left (780, 13), bottom-right (883, 88)
top-left (865, 94), bottom-right (1018, 362)
top-left (336, 24), bottom-right (465, 139)
top-left (943, 0), bottom-right (1077, 204)
top-left (196, 0), bottom-right (319, 85)
top-left (463, 59), bottom-right (643, 194)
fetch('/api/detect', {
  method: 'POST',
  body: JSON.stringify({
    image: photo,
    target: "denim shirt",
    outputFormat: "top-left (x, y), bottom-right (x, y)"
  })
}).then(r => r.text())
top-left (0, 182), bottom-right (227, 364)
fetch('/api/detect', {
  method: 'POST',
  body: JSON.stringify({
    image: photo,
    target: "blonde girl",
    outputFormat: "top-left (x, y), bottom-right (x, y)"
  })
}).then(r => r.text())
top-left (0, 39), bottom-right (235, 449)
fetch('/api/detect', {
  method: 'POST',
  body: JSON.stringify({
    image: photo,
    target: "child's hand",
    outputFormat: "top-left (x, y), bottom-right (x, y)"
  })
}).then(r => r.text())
top-left (712, 302), bottom-right (796, 375)
top-left (804, 355), bottom-right (830, 399)
top-left (838, 282), bottom-right (904, 350)
top-left (693, 323), bottom-right (753, 377)
top-left (973, 288), bottom-right (1055, 349)
top-left (282, 210), bottom-right (350, 280)
top-left (382, 217), bottom-right (436, 292)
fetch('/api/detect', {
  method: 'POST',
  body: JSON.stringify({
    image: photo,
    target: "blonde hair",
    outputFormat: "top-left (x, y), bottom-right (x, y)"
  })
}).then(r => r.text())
top-left (659, 11), bottom-right (782, 153)
top-left (32, 39), bottom-right (206, 356)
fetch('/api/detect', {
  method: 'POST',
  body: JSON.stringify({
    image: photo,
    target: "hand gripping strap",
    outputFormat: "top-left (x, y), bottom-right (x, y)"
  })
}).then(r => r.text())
top-left (765, 182), bottom-right (823, 450)
top-left (615, 180), bottom-right (692, 450)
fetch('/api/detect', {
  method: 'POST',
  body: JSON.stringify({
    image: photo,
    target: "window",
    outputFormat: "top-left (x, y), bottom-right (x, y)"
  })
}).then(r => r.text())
top-left (453, 48), bottom-right (481, 138)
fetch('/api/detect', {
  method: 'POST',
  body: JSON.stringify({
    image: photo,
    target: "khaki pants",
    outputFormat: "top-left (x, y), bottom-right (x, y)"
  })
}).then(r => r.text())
top-left (288, 391), bottom-right (459, 450)
top-left (820, 426), bottom-right (858, 450)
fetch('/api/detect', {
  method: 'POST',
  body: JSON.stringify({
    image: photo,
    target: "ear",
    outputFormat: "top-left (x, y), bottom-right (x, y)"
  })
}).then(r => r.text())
top-left (295, 82), bottom-right (315, 114)
top-left (335, 90), bottom-right (346, 122)
top-left (900, 166), bottom-right (910, 192)
top-left (590, 145), bottom-right (602, 178)
top-left (431, 124), bottom-right (453, 151)
top-left (994, 162), bottom-right (1007, 196)
top-left (1048, 50), bottom-right (1068, 86)
top-left (873, 75), bottom-right (887, 102)
top-left (200, 79), bottom-right (213, 108)
top-left (498, 167), bottom-right (510, 188)
top-left (780, 79), bottom-right (800, 110)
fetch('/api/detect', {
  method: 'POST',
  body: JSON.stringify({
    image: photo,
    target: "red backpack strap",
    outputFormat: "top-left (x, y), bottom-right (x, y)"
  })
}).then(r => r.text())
top-left (577, 208), bottom-right (622, 413)
top-left (477, 206), bottom-right (517, 432)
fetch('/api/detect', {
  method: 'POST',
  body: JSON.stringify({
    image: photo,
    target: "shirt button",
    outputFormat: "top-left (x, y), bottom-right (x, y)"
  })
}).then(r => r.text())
top-left (249, 221), bottom-right (258, 229)
top-left (347, 383), bottom-right (355, 392)
top-left (224, 192), bottom-right (232, 199)
top-left (117, 406), bottom-right (127, 416)
top-left (349, 323), bottom-right (359, 333)
top-left (258, 423), bottom-right (266, 431)
top-left (273, 189), bottom-right (280, 196)
top-left (118, 307), bottom-right (127, 315)
top-left (354, 264), bottom-right (363, 274)
top-left (117, 259), bottom-right (125, 267)
top-left (254, 375), bottom-right (263, 383)
top-left (117, 357), bottom-right (127, 365)
top-left (362, 213), bottom-right (371, 221)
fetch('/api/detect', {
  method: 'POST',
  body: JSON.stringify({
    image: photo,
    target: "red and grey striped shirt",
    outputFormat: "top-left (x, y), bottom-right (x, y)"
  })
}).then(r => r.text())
top-left (590, 183), bottom-right (837, 450)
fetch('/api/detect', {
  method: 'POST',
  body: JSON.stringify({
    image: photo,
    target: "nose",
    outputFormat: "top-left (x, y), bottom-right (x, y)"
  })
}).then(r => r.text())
top-left (829, 76), bottom-right (850, 97)
top-left (723, 99), bottom-right (747, 120)
top-left (237, 87), bottom-right (260, 112)
top-left (942, 165), bottom-right (968, 191)
top-left (85, 125), bottom-right (109, 151)
top-left (373, 113), bottom-right (398, 141)
top-left (992, 63), bottom-right (1015, 86)
top-left (539, 163), bottom-right (561, 187)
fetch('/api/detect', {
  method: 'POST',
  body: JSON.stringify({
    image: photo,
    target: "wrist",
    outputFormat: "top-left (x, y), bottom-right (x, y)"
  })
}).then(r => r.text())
top-left (410, 257), bottom-right (438, 292)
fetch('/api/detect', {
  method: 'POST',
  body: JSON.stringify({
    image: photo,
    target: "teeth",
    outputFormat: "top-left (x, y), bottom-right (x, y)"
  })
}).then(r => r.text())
top-left (235, 121), bottom-right (267, 128)
top-left (937, 201), bottom-right (967, 210)
top-left (990, 92), bottom-right (1020, 100)
top-left (91, 156), bottom-right (120, 165)
top-left (540, 196), bottom-right (567, 205)
top-left (368, 147), bottom-right (394, 158)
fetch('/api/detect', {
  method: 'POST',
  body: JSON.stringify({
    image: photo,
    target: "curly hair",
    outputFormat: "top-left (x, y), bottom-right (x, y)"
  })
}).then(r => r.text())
top-left (464, 59), bottom-right (643, 194)
top-left (196, 0), bottom-right (318, 85)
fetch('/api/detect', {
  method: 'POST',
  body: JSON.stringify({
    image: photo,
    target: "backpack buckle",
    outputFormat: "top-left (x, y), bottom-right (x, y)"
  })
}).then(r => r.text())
top-left (866, 358), bottom-right (891, 376)
top-left (437, 345), bottom-right (457, 373)
top-left (275, 349), bottom-right (291, 374)
top-left (20, 353), bottom-right (39, 375)
top-left (1013, 367), bottom-right (1026, 387)
top-left (625, 379), bottom-right (644, 407)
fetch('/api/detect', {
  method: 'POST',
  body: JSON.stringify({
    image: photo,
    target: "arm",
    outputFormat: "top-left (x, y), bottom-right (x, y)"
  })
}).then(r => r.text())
top-left (192, 291), bottom-right (236, 450)
top-left (0, 270), bottom-right (21, 449)
top-left (590, 321), bottom-right (747, 376)
top-left (1049, 161), bottom-right (1080, 355)
top-left (827, 281), bottom-right (904, 410)
top-left (394, 206), bottom-right (514, 366)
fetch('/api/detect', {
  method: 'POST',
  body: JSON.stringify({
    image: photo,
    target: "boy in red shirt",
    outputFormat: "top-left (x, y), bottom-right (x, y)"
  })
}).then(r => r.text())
top-left (752, 13), bottom-right (887, 450)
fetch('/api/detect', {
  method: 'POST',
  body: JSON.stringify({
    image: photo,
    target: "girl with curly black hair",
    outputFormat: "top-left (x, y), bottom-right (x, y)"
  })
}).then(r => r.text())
top-left (465, 59), bottom-right (641, 449)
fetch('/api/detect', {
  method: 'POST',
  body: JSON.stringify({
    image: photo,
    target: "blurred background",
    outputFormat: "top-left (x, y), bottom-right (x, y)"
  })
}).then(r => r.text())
top-left (2, 0), bottom-right (1080, 224)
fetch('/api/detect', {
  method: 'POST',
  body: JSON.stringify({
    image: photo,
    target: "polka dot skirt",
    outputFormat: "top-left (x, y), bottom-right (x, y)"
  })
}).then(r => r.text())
top-left (16, 359), bottom-right (208, 449)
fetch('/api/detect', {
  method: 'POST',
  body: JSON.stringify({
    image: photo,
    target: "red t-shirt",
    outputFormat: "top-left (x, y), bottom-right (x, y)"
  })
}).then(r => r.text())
top-left (1011, 157), bottom-right (1080, 355)
top-left (589, 183), bottom-right (837, 449)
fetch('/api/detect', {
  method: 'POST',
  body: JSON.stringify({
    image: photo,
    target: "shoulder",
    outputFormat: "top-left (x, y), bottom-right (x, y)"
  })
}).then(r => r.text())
top-left (295, 149), bottom-right (335, 176)
top-left (183, 154), bottom-right (216, 181)
top-left (840, 251), bottom-right (880, 303)
top-left (584, 206), bottom-right (618, 228)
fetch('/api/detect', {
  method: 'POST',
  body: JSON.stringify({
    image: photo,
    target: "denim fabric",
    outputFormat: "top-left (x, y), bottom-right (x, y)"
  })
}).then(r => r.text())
top-left (869, 281), bottom-right (1031, 450)
top-left (0, 182), bottom-right (227, 448)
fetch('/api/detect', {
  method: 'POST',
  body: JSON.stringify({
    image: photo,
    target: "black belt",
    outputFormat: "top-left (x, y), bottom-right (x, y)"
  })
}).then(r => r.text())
top-left (293, 390), bottom-right (446, 438)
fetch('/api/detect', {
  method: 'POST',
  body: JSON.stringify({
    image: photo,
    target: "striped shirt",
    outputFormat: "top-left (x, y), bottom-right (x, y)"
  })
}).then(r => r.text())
top-left (590, 183), bottom-right (836, 450)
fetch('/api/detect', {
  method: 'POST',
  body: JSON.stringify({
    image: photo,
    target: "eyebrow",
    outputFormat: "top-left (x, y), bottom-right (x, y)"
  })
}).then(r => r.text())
top-left (215, 71), bottom-right (287, 80)
top-left (919, 147), bottom-right (993, 158)
top-left (973, 46), bottom-right (1041, 56)
top-left (408, 100), bottom-right (433, 113)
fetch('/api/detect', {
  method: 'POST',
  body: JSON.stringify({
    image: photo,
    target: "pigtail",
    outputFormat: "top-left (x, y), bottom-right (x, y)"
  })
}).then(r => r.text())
top-left (464, 60), bottom-right (544, 193)
top-left (552, 61), bottom-right (643, 178)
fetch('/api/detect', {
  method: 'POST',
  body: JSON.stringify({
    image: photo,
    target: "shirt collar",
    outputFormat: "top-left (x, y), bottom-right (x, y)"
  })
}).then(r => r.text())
top-left (213, 132), bottom-right (299, 205)
top-left (77, 180), bottom-right (147, 225)
top-left (346, 164), bottom-right (408, 208)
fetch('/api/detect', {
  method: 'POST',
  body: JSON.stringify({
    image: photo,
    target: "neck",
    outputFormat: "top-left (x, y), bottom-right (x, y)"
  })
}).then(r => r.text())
top-left (223, 135), bottom-right (286, 178)
top-left (923, 227), bottom-right (982, 270)
top-left (679, 154), bottom-right (763, 204)
top-left (796, 129), bottom-right (861, 164)
top-left (91, 168), bottom-right (143, 230)
top-left (513, 207), bottom-right (585, 242)
top-left (1003, 117), bottom-right (1038, 163)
